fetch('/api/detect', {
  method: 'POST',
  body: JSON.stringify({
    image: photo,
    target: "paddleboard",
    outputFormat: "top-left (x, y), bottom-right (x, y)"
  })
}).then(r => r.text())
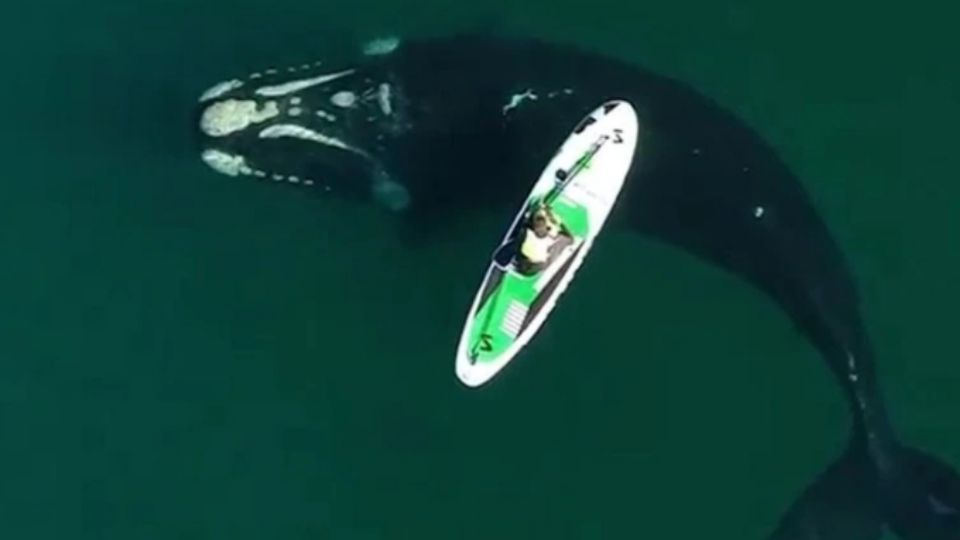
top-left (455, 99), bottom-right (640, 387)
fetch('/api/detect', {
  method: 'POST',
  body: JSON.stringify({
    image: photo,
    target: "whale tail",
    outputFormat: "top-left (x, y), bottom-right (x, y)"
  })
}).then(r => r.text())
top-left (877, 445), bottom-right (960, 540)
top-left (767, 436), bottom-right (883, 540)
top-left (768, 436), bottom-right (960, 540)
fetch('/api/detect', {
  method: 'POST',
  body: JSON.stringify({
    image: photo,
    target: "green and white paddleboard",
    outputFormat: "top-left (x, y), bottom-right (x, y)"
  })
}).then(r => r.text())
top-left (455, 100), bottom-right (640, 387)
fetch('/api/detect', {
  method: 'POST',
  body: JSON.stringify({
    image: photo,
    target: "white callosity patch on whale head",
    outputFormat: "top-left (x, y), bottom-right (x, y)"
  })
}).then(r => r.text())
top-left (257, 124), bottom-right (366, 156)
top-left (253, 69), bottom-right (356, 97)
top-left (201, 149), bottom-right (249, 176)
top-left (196, 57), bottom-right (412, 209)
top-left (502, 89), bottom-right (538, 115)
top-left (199, 79), bottom-right (244, 102)
top-left (377, 83), bottom-right (393, 116)
top-left (363, 37), bottom-right (400, 56)
top-left (331, 91), bottom-right (357, 108)
top-left (202, 147), bottom-right (323, 187)
top-left (200, 99), bottom-right (279, 137)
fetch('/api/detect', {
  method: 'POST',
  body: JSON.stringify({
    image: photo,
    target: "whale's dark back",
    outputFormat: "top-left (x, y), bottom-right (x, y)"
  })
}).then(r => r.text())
top-left (351, 33), bottom-right (960, 540)
top-left (187, 32), bottom-right (958, 539)
top-left (389, 35), bottom-right (865, 377)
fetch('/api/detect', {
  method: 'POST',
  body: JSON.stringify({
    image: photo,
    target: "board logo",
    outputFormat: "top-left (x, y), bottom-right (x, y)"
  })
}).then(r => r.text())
top-left (478, 333), bottom-right (494, 352)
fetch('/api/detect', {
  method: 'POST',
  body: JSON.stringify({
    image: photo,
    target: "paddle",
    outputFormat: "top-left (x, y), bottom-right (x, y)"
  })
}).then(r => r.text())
top-left (542, 133), bottom-right (609, 207)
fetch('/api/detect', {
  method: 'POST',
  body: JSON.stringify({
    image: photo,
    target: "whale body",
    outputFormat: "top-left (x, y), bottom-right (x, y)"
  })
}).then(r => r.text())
top-left (194, 34), bottom-right (959, 539)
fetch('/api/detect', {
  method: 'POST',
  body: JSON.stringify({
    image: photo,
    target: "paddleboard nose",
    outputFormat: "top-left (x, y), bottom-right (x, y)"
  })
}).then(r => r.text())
top-left (455, 343), bottom-right (504, 387)
top-left (456, 358), bottom-right (489, 388)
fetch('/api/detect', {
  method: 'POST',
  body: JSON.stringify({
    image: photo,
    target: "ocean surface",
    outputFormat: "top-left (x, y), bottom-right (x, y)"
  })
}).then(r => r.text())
top-left (1, 0), bottom-right (957, 538)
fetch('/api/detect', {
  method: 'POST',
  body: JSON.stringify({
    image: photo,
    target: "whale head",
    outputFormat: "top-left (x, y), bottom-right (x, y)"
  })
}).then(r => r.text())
top-left (194, 40), bottom-right (414, 211)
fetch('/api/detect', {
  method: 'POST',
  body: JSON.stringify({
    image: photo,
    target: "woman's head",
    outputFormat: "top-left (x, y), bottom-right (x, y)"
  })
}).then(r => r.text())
top-left (532, 213), bottom-right (548, 236)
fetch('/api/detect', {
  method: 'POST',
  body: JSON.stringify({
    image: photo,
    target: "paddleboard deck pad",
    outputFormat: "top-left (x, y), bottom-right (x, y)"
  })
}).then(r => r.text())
top-left (455, 100), bottom-right (640, 387)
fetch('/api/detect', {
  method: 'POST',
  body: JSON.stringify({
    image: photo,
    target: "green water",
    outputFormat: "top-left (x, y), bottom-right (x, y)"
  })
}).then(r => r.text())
top-left (2, 0), bottom-right (958, 538)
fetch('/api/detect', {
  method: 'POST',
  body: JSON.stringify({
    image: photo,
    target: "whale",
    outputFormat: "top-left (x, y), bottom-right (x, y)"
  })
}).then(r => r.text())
top-left (193, 33), bottom-right (959, 539)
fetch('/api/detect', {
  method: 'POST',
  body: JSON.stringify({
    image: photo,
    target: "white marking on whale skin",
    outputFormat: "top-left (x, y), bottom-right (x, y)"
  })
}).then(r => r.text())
top-left (257, 124), bottom-right (366, 156)
top-left (199, 79), bottom-right (243, 102)
top-left (363, 37), bottom-right (400, 56)
top-left (753, 206), bottom-right (765, 218)
top-left (546, 88), bottom-right (576, 99)
top-left (846, 351), bottom-right (869, 408)
top-left (315, 109), bottom-right (337, 121)
top-left (331, 91), bottom-right (357, 108)
top-left (200, 99), bottom-right (280, 137)
top-left (377, 83), bottom-right (393, 116)
top-left (250, 72), bottom-right (263, 79)
top-left (288, 107), bottom-right (303, 117)
top-left (254, 69), bottom-right (356, 97)
top-left (210, 159), bottom-right (314, 186)
top-left (290, 97), bottom-right (302, 105)
top-left (371, 169), bottom-right (410, 211)
top-left (930, 495), bottom-right (959, 516)
top-left (846, 353), bottom-right (863, 383)
top-left (201, 149), bottom-right (248, 176)
top-left (501, 89), bottom-right (538, 115)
